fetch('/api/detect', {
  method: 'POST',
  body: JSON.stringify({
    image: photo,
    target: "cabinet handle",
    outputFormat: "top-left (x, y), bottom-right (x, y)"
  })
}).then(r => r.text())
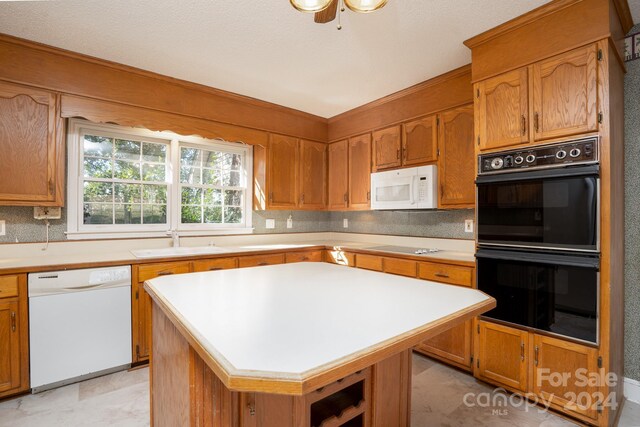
top-left (403, 148), bottom-right (407, 160)
top-left (534, 113), bottom-right (540, 132)
top-left (209, 267), bottom-right (223, 271)
top-left (366, 191), bottom-right (370, 201)
top-left (396, 149), bottom-right (400, 160)
top-left (344, 193), bottom-right (348, 203)
top-left (269, 192), bottom-right (273, 202)
top-left (48, 179), bottom-right (54, 195)
top-left (520, 343), bottom-right (525, 361)
top-left (534, 345), bottom-right (539, 366)
top-left (301, 257), bottom-right (309, 261)
top-left (157, 271), bottom-right (174, 276)
top-left (434, 273), bottom-right (449, 278)
top-left (301, 194), bottom-right (305, 204)
top-left (11, 312), bottom-right (16, 332)
top-left (521, 115), bottom-right (526, 135)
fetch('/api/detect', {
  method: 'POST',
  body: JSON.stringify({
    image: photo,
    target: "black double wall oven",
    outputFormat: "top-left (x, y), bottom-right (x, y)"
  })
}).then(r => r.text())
top-left (476, 137), bottom-right (600, 345)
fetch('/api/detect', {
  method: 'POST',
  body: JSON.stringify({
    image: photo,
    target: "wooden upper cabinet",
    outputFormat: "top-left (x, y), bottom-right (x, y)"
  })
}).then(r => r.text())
top-left (327, 140), bottom-right (349, 210)
top-left (476, 67), bottom-right (529, 151)
top-left (0, 81), bottom-right (64, 206)
top-left (402, 115), bottom-right (438, 166)
top-left (531, 335), bottom-right (599, 420)
top-left (299, 140), bottom-right (326, 209)
top-left (348, 133), bottom-right (372, 210)
top-left (475, 320), bottom-right (528, 393)
top-left (267, 134), bottom-right (298, 209)
top-left (438, 105), bottom-right (475, 208)
top-left (532, 44), bottom-right (598, 141)
top-left (372, 125), bottom-right (401, 171)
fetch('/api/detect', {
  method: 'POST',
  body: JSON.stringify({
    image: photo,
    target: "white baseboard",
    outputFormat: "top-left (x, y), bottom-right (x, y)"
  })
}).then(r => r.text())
top-left (625, 377), bottom-right (640, 404)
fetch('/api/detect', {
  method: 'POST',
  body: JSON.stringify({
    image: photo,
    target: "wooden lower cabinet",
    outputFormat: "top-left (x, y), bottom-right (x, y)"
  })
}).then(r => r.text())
top-left (132, 261), bottom-right (191, 363)
top-left (285, 250), bottom-right (323, 263)
top-left (415, 320), bottom-right (472, 371)
top-left (532, 334), bottom-right (599, 421)
top-left (383, 257), bottom-right (416, 277)
top-left (475, 320), bottom-right (529, 392)
top-left (0, 275), bottom-right (29, 398)
top-left (192, 257), bottom-right (238, 272)
top-left (355, 254), bottom-right (383, 272)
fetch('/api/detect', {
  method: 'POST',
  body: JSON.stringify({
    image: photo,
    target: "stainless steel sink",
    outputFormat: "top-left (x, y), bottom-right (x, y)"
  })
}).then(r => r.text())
top-left (130, 246), bottom-right (231, 259)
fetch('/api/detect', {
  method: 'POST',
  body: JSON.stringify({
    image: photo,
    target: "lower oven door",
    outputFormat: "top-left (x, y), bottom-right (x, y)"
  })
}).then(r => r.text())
top-left (476, 248), bottom-right (599, 344)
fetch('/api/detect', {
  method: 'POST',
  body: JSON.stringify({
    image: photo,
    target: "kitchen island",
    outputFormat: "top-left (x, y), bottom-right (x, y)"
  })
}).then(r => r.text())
top-left (144, 262), bottom-right (494, 427)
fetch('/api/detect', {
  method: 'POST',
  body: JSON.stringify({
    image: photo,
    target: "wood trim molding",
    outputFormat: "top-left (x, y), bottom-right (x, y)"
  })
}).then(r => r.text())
top-left (0, 33), bottom-right (328, 142)
top-left (612, 0), bottom-right (634, 35)
top-left (60, 95), bottom-right (269, 146)
top-left (328, 65), bottom-right (473, 142)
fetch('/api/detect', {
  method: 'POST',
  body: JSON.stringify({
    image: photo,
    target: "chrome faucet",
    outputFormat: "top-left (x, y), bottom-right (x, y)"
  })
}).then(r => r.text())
top-left (166, 230), bottom-right (180, 248)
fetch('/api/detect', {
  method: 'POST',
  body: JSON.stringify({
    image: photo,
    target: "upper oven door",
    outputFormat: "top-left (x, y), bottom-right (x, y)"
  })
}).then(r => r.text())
top-left (476, 165), bottom-right (599, 252)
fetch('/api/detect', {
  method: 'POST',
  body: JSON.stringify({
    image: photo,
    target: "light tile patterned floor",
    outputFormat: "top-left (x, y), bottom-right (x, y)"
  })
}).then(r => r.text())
top-left (1, 354), bottom-right (639, 426)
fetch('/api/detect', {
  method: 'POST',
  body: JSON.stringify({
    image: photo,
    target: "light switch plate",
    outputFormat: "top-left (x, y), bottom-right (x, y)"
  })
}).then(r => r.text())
top-left (0, 220), bottom-right (5, 236)
top-left (465, 219), bottom-right (474, 233)
top-left (286, 216), bottom-right (293, 229)
top-left (265, 219), bottom-right (275, 229)
top-left (343, 219), bottom-right (349, 228)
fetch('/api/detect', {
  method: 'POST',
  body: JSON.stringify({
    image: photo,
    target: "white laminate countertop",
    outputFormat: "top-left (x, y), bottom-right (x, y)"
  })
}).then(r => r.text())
top-left (145, 262), bottom-right (492, 383)
top-left (0, 232), bottom-right (475, 271)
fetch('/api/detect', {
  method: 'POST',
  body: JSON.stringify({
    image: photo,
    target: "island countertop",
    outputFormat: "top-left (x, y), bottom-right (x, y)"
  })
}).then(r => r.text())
top-left (145, 262), bottom-right (494, 395)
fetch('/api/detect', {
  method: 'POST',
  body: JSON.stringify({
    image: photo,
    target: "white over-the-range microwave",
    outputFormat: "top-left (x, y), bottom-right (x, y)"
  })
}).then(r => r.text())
top-left (370, 165), bottom-right (438, 210)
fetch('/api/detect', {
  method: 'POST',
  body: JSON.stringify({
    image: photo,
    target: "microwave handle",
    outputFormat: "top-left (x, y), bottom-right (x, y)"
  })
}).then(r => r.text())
top-left (411, 175), bottom-right (418, 204)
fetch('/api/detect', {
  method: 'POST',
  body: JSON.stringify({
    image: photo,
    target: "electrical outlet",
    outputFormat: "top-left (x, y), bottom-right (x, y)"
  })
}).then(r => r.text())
top-left (343, 218), bottom-right (349, 228)
top-left (287, 216), bottom-right (293, 229)
top-left (465, 219), bottom-right (474, 233)
top-left (0, 220), bottom-right (5, 236)
top-left (34, 207), bottom-right (62, 220)
top-left (265, 219), bottom-right (275, 229)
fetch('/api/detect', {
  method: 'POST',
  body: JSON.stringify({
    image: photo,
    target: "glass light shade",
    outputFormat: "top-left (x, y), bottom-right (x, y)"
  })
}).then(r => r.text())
top-left (344, 0), bottom-right (388, 13)
top-left (290, 0), bottom-right (333, 13)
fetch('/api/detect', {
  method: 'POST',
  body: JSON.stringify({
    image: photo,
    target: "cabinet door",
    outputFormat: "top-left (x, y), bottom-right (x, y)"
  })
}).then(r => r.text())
top-left (532, 45), bottom-right (598, 141)
top-left (532, 335), bottom-right (599, 420)
top-left (327, 140), bottom-right (349, 210)
top-left (267, 134), bottom-right (298, 209)
top-left (475, 320), bottom-right (528, 392)
top-left (0, 82), bottom-right (64, 206)
top-left (0, 300), bottom-right (21, 393)
top-left (402, 115), bottom-right (437, 166)
top-left (238, 253), bottom-right (285, 268)
top-left (438, 105), bottom-right (475, 208)
top-left (299, 140), bottom-right (326, 209)
top-left (418, 320), bottom-right (472, 371)
top-left (192, 257), bottom-right (238, 272)
top-left (476, 68), bottom-right (529, 151)
top-left (372, 125), bottom-right (401, 171)
top-left (348, 134), bottom-right (371, 210)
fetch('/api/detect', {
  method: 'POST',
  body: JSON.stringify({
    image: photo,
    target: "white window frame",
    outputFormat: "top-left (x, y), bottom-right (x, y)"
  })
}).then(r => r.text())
top-left (67, 119), bottom-right (253, 240)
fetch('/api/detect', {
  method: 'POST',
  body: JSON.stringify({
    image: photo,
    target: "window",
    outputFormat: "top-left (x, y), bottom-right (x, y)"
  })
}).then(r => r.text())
top-left (67, 120), bottom-right (253, 239)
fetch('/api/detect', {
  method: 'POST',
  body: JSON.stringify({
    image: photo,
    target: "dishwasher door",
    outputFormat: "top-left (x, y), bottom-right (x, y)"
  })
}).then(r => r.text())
top-left (28, 266), bottom-right (132, 392)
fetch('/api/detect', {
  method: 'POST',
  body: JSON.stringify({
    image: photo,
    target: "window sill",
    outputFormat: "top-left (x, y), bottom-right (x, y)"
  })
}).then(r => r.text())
top-left (65, 228), bottom-right (255, 240)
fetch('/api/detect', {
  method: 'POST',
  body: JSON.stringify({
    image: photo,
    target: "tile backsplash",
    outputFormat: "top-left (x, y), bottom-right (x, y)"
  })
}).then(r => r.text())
top-left (0, 206), bottom-right (474, 243)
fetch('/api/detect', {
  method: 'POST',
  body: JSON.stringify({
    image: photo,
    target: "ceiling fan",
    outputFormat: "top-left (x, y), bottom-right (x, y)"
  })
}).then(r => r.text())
top-left (290, 0), bottom-right (388, 29)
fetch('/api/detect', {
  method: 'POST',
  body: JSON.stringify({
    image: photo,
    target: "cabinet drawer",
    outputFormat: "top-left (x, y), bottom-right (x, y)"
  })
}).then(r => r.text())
top-left (137, 262), bottom-right (191, 282)
top-left (192, 257), bottom-right (238, 272)
top-left (0, 276), bottom-right (18, 299)
top-left (356, 254), bottom-right (383, 272)
top-left (325, 250), bottom-right (355, 267)
top-left (285, 250), bottom-right (323, 263)
top-left (418, 263), bottom-right (473, 287)
top-left (238, 253), bottom-right (285, 268)
top-left (383, 258), bottom-right (417, 277)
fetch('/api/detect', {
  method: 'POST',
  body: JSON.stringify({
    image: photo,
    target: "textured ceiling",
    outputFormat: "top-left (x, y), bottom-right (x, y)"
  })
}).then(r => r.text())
top-left (0, 0), bottom-right (549, 118)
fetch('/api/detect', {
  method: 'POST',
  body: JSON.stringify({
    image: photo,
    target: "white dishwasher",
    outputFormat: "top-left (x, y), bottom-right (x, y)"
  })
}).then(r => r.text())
top-left (28, 266), bottom-right (132, 392)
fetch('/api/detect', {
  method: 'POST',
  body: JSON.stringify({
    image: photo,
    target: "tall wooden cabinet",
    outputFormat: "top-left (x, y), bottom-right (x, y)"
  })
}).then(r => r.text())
top-left (348, 134), bottom-right (372, 210)
top-left (475, 44), bottom-right (600, 152)
top-left (0, 275), bottom-right (29, 398)
top-left (299, 140), bottom-right (326, 209)
top-left (266, 134), bottom-right (299, 209)
top-left (327, 140), bottom-right (349, 210)
top-left (0, 81), bottom-right (64, 206)
top-left (438, 105), bottom-right (475, 208)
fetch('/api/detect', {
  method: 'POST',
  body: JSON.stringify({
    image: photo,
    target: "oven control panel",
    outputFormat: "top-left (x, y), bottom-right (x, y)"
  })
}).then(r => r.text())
top-left (478, 137), bottom-right (599, 174)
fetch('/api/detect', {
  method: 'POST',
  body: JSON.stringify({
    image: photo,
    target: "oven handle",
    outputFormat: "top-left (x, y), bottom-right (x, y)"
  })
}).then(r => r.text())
top-left (475, 164), bottom-right (599, 184)
top-left (475, 248), bottom-right (600, 269)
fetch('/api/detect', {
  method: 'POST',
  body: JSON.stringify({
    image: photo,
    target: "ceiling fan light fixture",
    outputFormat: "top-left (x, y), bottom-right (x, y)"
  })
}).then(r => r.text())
top-left (344, 0), bottom-right (388, 13)
top-left (290, 0), bottom-right (333, 13)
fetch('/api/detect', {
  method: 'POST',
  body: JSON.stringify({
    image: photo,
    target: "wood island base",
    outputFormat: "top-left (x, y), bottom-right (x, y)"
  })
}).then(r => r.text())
top-left (151, 302), bottom-right (412, 427)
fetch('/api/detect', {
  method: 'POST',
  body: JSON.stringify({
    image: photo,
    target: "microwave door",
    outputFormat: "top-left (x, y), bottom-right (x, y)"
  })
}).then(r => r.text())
top-left (371, 175), bottom-right (415, 210)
